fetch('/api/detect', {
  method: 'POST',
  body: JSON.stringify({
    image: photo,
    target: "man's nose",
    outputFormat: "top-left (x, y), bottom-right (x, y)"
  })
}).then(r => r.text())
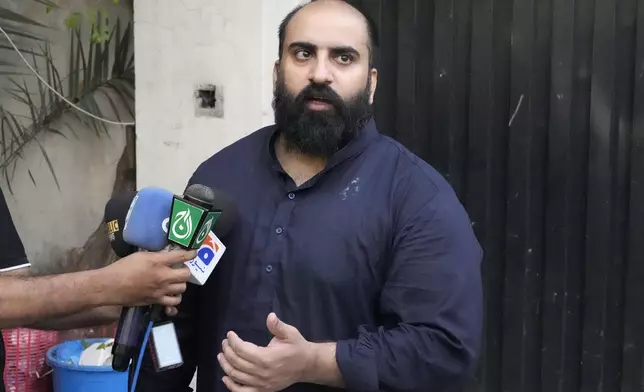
top-left (309, 59), bottom-right (332, 85)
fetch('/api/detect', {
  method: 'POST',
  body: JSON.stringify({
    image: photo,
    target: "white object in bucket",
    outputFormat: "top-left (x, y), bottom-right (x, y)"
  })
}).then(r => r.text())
top-left (78, 339), bottom-right (115, 367)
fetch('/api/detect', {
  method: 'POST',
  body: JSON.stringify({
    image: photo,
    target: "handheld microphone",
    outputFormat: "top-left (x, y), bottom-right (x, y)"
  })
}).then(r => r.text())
top-left (166, 184), bottom-right (240, 285)
top-left (144, 184), bottom-right (222, 374)
top-left (167, 184), bottom-right (218, 249)
top-left (109, 187), bottom-right (175, 373)
top-left (111, 184), bottom-right (237, 375)
top-left (122, 187), bottom-right (175, 251)
top-left (114, 185), bottom-right (217, 373)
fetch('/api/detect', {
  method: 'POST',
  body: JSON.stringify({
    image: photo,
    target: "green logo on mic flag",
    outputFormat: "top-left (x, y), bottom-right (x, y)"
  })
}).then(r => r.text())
top-left (168, 198), bottom-right (206, 248)
top-left (191, 211), bottom-right (222, 249)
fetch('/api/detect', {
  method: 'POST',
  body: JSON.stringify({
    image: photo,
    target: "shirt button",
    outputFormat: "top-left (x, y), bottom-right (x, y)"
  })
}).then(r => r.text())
top-left (288, 192), bottom-right (295, 200)
top-left (275, 227), bottom-right (283, 234)
top-left (265, 265), bottom-right (273, 273)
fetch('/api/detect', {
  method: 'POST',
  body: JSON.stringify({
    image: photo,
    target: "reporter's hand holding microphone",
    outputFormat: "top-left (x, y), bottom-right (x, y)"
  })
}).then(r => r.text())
top-left (102, 249), bottom-right (195, 310)
top-left (102, 190), bottom-right (195, 316)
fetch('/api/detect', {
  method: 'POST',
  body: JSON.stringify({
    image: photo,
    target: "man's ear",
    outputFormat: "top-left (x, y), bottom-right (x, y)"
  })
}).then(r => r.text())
top-left (368, 68), bottom-right (378, 105)
top-left (273, 61), bottom-right (279, 88)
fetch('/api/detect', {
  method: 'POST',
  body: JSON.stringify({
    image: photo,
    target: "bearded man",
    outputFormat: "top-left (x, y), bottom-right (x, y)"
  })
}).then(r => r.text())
top-left (136, 1), bottom-right (483, 392)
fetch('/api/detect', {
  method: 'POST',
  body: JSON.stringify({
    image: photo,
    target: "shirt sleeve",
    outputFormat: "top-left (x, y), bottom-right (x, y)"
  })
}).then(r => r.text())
top-left (335, 194), bottom-right (484, 392)
top-left (0, 188), bottom-right (29, 272)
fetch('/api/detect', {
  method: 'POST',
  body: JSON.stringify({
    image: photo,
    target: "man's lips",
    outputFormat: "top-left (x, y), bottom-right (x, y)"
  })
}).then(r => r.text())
top-left (305, 97), bottom-right (334, 110)
top-left (306, 96), bottom-right (331, 103)
top-left (308, 101), bottom-right (331, 110)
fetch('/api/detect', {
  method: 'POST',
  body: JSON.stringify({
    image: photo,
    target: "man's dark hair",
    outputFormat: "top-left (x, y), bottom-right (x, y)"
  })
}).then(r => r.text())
top-left (277, 1), bottom-right (379, 67)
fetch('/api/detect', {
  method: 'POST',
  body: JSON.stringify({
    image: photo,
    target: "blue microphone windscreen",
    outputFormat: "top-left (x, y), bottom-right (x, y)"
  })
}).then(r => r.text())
top-left (122, 187), bottom-right (174, 251)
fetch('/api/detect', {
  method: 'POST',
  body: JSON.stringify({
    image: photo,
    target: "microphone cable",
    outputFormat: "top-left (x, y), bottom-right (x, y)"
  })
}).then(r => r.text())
top-left (128, 319), bottom-right (154, 392)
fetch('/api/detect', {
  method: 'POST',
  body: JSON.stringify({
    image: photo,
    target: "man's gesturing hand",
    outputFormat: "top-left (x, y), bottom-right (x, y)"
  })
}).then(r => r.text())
top-left (218, 313), bottom-right (315, 392)
top-left (105, 250), bottom-right (196, 308)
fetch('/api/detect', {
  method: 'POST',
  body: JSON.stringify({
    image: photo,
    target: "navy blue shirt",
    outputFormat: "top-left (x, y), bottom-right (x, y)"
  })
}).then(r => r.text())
top-left (136, 119), bottom-right (483, 392)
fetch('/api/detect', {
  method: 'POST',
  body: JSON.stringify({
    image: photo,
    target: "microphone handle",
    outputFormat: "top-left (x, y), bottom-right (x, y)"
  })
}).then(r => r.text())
top-left (112, 305), bottom-right (149, 372)
top-left (148, 243), bottom-right (186, 322)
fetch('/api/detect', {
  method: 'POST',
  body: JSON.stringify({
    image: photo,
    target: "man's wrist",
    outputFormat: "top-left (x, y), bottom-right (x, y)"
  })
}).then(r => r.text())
top-left (301, 342), bottom-right (323, 383)
top-left (302, 342), bottom-right (345, 388)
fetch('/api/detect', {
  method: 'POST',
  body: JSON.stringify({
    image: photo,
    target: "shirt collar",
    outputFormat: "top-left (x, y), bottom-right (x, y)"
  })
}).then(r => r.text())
top-left (265, 117), bottom-right (380, 175)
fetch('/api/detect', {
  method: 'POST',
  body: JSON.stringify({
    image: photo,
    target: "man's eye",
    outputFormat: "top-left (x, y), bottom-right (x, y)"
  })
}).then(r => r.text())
top-left (295, 50), bottom-right (311, 60)
top-left (337, 54), bottom-right (353, 64)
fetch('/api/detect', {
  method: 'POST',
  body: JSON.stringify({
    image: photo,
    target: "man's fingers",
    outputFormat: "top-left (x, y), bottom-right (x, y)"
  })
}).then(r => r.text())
top-left (218, 353), bottom-right (260, 387)
top-left (157, 250), bottom-right (198, 265)
top-left (164, 306), bottom-right (178, 317)
top-left (167, 266), bottom-right (191, 283)
top-left (221, 376), bottom-right (260, 392)
top-left (222, 339), bottom-right (258, 375)
top-left (166, 283), bottom-right (187, 296)
top-left (158, 294), bottom-right (182, 307)
top-left (226, 332), bottom-right (265, 364)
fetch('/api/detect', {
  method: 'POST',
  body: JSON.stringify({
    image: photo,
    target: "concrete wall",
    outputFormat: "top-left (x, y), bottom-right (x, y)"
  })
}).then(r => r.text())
top-left (0, 0), bottom-right (131, 268)
top-left (135, 0), bottom-right (310, 193)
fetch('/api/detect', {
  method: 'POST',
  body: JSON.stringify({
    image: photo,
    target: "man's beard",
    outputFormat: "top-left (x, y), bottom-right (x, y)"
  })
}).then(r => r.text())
top-left (272, 70), bottom-right (373, 158)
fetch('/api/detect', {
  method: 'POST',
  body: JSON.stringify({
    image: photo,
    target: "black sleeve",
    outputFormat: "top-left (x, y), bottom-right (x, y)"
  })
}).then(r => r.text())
top-left (0, 188), bottom-right (29, 272)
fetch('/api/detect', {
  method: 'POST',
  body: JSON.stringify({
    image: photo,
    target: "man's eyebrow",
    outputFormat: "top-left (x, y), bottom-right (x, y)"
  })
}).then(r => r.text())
top-left (288, 41), bottom-right (317, 52)
top-left (329, 46), bottom-right (360, 57)
top-left (288, 41), bottom-right (361, 58)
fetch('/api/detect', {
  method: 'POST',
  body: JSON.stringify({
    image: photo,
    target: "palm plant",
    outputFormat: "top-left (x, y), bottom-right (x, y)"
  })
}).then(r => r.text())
top-left (0, 1), bottom-right (134, 193)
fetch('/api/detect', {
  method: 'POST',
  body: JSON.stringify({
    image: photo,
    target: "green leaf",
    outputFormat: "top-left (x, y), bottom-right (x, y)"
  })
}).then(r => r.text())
top-left (3, 167), bottom-right (13, 195)
top-left (64, 12), bottom-right (82, 30)
top-left (104, 82), bottom-right (133, 118)
top-left (0, 45), bottom-right (46, 58)
top-left (97, 89), bottom-right (121, 122)
top-left (35, 139), bottom-right (60, 191)
top-left (62, 120), bottom-right (79, 140)
top-left (1, 113), bottom-right (7, 159)
top-left (32, 0), bottom-right (60, 8)
top-left (0, 14), bottom-right (135, 189)
top-left (0, 71), bottom-right (29, 76)
top-left (87, 7), bottom-right (97, 26)
top-left (46, 127), bottom-right (67, 140)
top-left (44, 47), bottom-right (56, 109)
top-left (28, 169), bottom-right (35, 187)
top-left (0, 27), bottom-right (45, 42)
top-left (0, 6), bottom-right (48, 28)
top-left (2, 107), bottom-right (27, 145)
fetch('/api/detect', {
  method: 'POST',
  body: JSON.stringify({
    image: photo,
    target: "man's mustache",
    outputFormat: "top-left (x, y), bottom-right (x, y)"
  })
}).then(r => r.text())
top-left (295, 84), bottom-right (345, 111)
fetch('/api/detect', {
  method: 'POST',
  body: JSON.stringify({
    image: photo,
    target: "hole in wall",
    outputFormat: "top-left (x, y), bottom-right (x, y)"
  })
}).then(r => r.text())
top-left (194, 84), bottom-right (224, 118)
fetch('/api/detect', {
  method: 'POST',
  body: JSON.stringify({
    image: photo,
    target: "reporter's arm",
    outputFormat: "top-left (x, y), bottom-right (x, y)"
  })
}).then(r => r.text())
top-left (312, 198), bottom-right (484, 392)
top-left (0, 266), bottom-right (120, 330)
top-left (0, 250), bottom-right (195, 330)
top-left (0, 268), bottom-right (116, 329)
top-left (25, 306), bottom-right (121, 331)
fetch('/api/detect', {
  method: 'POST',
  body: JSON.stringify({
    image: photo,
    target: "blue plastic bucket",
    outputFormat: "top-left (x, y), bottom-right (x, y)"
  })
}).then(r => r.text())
top-left (46, 338), bottom-right (128, 392)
